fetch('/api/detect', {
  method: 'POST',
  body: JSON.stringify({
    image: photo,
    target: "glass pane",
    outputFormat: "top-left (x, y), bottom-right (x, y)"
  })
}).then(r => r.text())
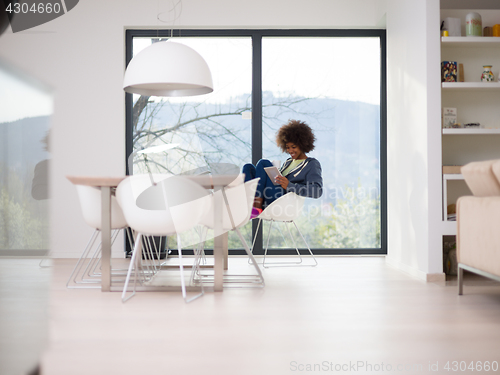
top-left (262, 37), bottom-right (381, 249)
top-left (131, 37), bottom-right (253, 248)
top-left (0, 64), bottom-right (52, 252)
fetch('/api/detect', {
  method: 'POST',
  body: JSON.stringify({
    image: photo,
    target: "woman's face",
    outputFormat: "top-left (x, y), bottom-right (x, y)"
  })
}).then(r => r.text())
top-left (286, 142), bottom-right (304, 160)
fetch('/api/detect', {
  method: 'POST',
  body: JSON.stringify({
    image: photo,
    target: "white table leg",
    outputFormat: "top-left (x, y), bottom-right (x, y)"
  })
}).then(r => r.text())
top-left (223, 232), bottom-right (228, 271)
top-left (213, 186), bottom-right (224, 292)
top-left (101, 186), bottom-right (111, 292)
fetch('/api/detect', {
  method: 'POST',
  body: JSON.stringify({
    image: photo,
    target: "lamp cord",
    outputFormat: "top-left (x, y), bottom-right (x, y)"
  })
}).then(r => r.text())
top-left (156, 0), bottom-right (182, 38)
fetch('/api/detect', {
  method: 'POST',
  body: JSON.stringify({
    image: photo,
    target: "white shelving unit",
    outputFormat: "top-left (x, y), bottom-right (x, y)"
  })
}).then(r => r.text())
top-left (440, 10), bottom-right (500, 236)
top-left (442, 174), bottom-right (463, 226)
top-left (442, 129), bottom-right (500, 134)
top-left (441, 36), bottom-right (500, 47)
top-left (442, 82), bottom-right (500, 89)
top-left (443, 173), bottom-right (464, 180)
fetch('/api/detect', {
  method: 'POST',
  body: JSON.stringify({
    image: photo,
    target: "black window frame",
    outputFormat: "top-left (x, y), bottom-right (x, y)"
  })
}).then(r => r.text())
top-left (125, 29), bottom-right (387, 256)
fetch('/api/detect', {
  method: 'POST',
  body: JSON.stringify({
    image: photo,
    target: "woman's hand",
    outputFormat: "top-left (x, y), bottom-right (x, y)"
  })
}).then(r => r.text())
top-left (275, 175), bottom-right (289, 189)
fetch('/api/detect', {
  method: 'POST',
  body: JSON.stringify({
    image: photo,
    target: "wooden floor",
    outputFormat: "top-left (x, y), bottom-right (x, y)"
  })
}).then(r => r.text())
top-left (0, 259), bottom-right (50, 375)
top-left (3, 257), bottom-right (500, 375)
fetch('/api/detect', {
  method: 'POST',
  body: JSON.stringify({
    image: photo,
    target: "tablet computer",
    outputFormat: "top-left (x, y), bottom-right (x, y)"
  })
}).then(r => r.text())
top-left (264, 166), bottom-right (283, 185)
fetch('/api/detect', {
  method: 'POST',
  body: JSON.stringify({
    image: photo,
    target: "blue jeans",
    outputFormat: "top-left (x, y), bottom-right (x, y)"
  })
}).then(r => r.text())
top-left (242, 159), bottom-right (285, 207)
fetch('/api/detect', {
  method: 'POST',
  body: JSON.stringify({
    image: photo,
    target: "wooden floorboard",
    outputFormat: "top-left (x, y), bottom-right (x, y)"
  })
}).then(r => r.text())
top-left (0, 259), bottom-right (50, 375)
top-left (4, 257), bottom-right (500, 375)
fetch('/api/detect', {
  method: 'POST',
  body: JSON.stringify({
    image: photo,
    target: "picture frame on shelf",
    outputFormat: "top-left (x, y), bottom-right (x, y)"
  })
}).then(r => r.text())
top-left (441, 61), bottom-right (458, 82)
top-left (442, 107), bottom-right (457, 128)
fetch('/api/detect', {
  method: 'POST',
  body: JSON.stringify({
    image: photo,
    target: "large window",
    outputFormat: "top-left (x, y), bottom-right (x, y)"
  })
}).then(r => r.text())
top-left (125, 30), bottom-right (386, 255)
top-left (0, 62), bottom-right (52, 256)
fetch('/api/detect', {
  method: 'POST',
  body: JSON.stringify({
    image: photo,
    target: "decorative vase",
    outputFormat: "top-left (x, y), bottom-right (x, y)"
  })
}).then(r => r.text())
top-left (481, 65), bottom-right (494, 82)
top-left (444, 17), bottom-right (461, 36)
top-left (465, 12), bottom-right (482, 36)
top-left (494, 24), bottom-right (500, 37)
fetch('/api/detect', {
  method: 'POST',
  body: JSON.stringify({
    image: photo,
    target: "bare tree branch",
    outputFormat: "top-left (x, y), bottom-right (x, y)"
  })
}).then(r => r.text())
top-left (131, 93), bottom-right (319, 174)
top-left (132, 96), bottom-right (151, 129)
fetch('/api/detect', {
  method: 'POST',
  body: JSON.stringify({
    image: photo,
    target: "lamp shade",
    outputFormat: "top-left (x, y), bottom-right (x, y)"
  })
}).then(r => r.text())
top-left (123, 41), bottom-right (213, 97)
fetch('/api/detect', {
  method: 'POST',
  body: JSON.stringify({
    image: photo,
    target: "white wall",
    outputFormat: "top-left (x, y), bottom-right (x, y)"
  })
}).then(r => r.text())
top-left (385, 0), bottom-right (443, 280)
top-left (0, 0), bottom-right (387, 258)
top-left (426, 0), bottom-right (443, 279)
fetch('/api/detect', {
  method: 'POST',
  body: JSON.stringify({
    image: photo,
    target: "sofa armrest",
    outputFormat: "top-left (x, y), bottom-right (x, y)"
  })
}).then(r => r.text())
top-left (457, 196), bottom-right (500, 277)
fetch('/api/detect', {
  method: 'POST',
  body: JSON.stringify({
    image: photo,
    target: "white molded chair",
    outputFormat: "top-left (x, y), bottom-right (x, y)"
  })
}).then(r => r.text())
top-left (251, 192), bottom-right (317, 267)
top-left (197, 178), bottom-right (265, 287)
top-left (66, 184), bottom-right (133, 288)
top-left (116, 174), bottom-right (211, 303)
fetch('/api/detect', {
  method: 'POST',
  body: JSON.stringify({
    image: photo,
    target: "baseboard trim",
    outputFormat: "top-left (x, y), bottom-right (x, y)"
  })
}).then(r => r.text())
top-left (385, 256), bottom-right (445, 282)
top-left (0, 250), bottom-right (48, 257)
top-left (426, 273), bottom-right (446, 282)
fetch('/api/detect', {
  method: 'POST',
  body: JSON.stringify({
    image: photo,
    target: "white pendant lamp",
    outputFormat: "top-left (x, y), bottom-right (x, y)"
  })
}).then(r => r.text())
top-left (123, 41), bottom-right (213, 97)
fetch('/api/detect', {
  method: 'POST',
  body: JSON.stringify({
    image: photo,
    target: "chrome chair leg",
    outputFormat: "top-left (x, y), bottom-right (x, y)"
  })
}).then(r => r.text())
top-left (122, 233), bottom-right (143, 302)
top-left (262, 220), bottom-right (274, 266)
top-left (292, 221), bottom-right (317, 267)
top-left (89, 227), bottom-right (135, 279)
top-left (261, 220), bottom-right (298, 267)
top-left (87, 229), bottom-right (121, 279)
top-left (178, 234), bottom-right (204, 303)
top-left (254, 219), bottom-right (317, 268)
top-left (194, 225), bottom-right (264, 288)
top-left (234, 227), bottom-right (265, 287)
top-left (68, 228), bottom-right (131, 289)
top-left (248, 218), bottom-right (263, 264)
top-left (284, 221), bottom-right (304, 265)
top-left (198, 226), bottom-right (208, 265)
top-left (190, 226), bottom-right (206, 283)
top-left (66, 230), bottom-right (100, 288)
top-left (261, 221), bottom-right (303, 267)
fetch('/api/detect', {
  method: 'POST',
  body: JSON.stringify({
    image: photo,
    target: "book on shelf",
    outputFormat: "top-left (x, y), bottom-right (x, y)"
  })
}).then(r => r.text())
top-left (447, 204), bottom-right (456, 221)
top-left (442, 107), bottom-right (457, 128)
top-left (442, 165), bottom-right (463, 174)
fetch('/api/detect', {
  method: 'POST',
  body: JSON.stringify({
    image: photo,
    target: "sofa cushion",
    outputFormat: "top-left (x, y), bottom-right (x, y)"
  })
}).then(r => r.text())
top-left (461, 159), bottom-right (500, 197)
top-left (491, 160), bottom-right (500, 191)
top-left (457, 196), bottom-right (500, 277)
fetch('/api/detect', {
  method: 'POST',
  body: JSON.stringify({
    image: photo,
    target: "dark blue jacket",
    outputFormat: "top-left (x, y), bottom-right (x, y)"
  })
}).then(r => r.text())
top-left (279, 157), bottom-right (323, 198)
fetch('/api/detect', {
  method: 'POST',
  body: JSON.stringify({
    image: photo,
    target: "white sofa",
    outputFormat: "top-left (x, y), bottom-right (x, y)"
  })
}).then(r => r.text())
top-left (457, 159), bottom-right (500, 295)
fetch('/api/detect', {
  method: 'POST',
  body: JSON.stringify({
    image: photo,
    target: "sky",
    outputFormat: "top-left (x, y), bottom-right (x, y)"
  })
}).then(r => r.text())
top-left (132, 36), bottom-right (381, 106)
top-left (0, 35), bottom-right (380, 124)
top-left (0, 67), bottom-right (53, 123)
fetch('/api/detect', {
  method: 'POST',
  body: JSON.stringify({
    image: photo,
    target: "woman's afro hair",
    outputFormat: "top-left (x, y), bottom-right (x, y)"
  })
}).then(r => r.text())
top-left (276, 119), bottom-right (316, 154)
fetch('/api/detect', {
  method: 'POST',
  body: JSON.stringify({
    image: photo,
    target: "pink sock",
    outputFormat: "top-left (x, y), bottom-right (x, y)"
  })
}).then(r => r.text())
top-left (250, 207), bottom-right (263, 219)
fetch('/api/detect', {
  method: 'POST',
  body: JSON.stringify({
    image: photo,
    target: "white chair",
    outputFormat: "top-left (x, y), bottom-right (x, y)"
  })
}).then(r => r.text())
top-left (66, 185), bottom-right (133, 288)
top-left (251, 192), bottom-right (318, 268)
top-left (116, 174), bottom-right (211, 303)
top-left (196, 178), bottom-right (265, 287)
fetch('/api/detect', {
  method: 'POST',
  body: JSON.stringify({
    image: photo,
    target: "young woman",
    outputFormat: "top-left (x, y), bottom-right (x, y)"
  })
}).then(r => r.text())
top-left (242, 120), bottom-right (323, 217)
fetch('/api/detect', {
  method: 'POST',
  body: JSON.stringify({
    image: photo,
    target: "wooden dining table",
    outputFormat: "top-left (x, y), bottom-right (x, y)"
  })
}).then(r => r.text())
top-left (67, 173), bottom-right (241, 292)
